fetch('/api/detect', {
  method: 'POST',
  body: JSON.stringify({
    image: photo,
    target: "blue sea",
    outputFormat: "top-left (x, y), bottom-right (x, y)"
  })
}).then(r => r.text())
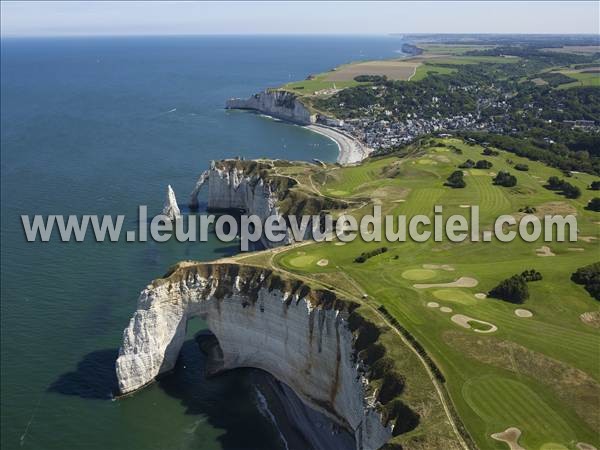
top-left (0, 35), bottom-right (404, 450)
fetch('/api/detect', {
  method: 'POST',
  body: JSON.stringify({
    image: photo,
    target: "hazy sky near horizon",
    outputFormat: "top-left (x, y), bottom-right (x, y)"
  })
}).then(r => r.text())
top-left (1, 1), bottom-right (598, 37)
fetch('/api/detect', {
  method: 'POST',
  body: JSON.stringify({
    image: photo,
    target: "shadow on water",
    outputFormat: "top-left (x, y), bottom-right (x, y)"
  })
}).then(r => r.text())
top-left (48, 349), bottom-right (119, 400)
top-left (48, 340), bottom-right (286, 450)
top-left (156, 339), bottom-right (286, 450)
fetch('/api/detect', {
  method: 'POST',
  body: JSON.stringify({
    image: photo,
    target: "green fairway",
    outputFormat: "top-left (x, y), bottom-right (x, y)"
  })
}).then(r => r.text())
top-left (463, 375), bottom-right (575, 448)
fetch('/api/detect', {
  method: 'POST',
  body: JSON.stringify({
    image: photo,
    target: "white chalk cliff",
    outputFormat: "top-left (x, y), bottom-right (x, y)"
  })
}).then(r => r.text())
top-left (116, 263), bottom-right (393, 450)
top-left (188, 160), bottom-right (349, 249)
top-left (189, 161), bottom-right (292, 248)
top-left (162, 185), bottom-right (181, 221)
top-left (226, 90), bottom-right (316, 125)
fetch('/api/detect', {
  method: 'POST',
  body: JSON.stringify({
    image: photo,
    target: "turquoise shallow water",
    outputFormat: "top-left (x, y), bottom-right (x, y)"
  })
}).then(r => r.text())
top-left (1, 35), bottom-right (403, 450)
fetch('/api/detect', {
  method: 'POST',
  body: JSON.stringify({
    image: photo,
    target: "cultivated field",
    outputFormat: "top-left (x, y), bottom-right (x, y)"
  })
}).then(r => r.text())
top-left (544, 45), bottom-right (600, 55)
top-left (323, 59), bottom-right (422, 81)
top-left (557, 68), bottom-right (600, 89)
top-left (284, 52), bottom-right (523, 93)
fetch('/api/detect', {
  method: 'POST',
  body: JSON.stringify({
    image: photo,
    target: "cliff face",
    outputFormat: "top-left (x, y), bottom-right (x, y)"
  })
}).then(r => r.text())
top-left (189, 160), bottom-right (349, 248)
top-left (189, 160), bottom-right (292, 248)
top-left (226, 90), bottom-right (316, 125)
top-left (116, 263), bottom-right (393, 450)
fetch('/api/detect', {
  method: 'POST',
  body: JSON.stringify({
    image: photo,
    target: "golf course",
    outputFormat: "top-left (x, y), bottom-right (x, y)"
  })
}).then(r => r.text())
top-left (230, 137), bottom-right (600, 450)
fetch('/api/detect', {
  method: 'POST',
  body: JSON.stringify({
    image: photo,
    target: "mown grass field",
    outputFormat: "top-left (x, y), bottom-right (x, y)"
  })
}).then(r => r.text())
top-left (270, 138), bottom-right (600, 449)
top-left (282, 73), bottom-right (364, 96)
top-left (557, 70), bottom-right (600, 89)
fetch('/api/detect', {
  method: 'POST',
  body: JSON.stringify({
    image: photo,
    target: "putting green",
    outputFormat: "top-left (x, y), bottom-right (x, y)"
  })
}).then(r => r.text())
top-left (433, 289), bottom-right (477, 305)
top-left (417, 159), bottom-right (437, 165)
top-left (402, 269), bottom-right (437, 281)
top-left (288, 255), bottom-right (318, 268)
top-left (540, 444), bottom-right (569, 450)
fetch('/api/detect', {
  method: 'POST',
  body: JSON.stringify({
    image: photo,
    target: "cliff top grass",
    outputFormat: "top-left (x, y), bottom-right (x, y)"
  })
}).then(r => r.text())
top-left (213, 158), bottom-right (355, 216)
top-left (265, 137), bottom-right (600, 449)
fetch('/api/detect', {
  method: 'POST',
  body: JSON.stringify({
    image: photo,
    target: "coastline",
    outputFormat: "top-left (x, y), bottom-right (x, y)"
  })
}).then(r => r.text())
top-left (304, 124), bottom-right (372, 165)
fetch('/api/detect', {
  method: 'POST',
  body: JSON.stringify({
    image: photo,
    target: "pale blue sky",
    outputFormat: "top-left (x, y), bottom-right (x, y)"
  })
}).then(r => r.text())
top-left (1, 1), bottom-right (598, 37)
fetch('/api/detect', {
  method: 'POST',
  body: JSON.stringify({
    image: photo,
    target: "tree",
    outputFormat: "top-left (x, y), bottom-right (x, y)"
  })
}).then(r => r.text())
top-left (475, 160), bottom-right (493, 169)
top-left (446, 170), bottom-right (466, 188)
top-left (482, 148), bottom-right (499, 156)
top-left (514, 163), bottom-right (529, 171)
top-left (489, 275), bottom-right (529, 303)
top-left (587, 197), bottom-right (600, 212)
top-left (493, 171), bottom-right (517, 187)
top-left (590, 180), bottom-right (600, 191)
top-left (521, 269), bottom-right (542, 282)
top-left (571, 262), bottom-right (600, 300)
top-left (545, 176), bottom-right (580, 198)
top-left (562, 183), bottom-right (581, 199)
top-left (458, 159), bottom-right (475, 169)
top-left (547, 176), bottom-right (564, 190)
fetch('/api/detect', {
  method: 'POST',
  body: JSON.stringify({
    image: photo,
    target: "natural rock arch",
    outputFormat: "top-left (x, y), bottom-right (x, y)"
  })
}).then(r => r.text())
top-left (116, 263), bottom-right (392, 450)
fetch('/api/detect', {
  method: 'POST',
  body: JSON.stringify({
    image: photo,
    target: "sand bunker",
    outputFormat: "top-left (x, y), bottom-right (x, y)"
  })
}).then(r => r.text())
top-left (414, 277), bottom-right (478, 289)
top-left (515, 309), bottom-right (533, 318)
top-left (491, 427), bottom-right (525, 450)
top-left (423, 264), bottom-right (455, 271)
top-left (392, 199), bottom-right (406, 203)
top-left (580, 311), bottom-right (600, 328)
top-left (579, 236), bottom-right (598, 243)
top-left (568, 247), bottom-right (585, 251)
top-left (440, 306), bottom-right (453, 313)
top-left (334, 242), bottom-right (346, 246)
top-left (317, 259), bottom-right (329, 267)
top-left (451, 314), bottom-right (497, 333)
top-left (536, 246), bottom-right (555, 257)
top-left (474, 293), bottom-right (487, 299)
top-left (427, 302), bottom-right (440, 308)
top-left (459, 204), bottom-right (470, 208)
top-left (576, 443), bottom-right (598, 450)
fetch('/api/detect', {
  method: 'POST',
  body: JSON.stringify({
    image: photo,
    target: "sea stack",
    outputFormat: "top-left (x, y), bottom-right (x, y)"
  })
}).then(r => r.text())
top-left (162, 185), bottom-right (181, 221)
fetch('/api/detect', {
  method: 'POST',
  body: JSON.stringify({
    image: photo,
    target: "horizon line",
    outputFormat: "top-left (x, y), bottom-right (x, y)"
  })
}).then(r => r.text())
top-left (2, 32), bottom-right (599, 39)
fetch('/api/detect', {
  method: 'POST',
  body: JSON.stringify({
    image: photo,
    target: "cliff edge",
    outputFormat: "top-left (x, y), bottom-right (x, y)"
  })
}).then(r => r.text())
top-left (226, 89), bottom-right (316, 125)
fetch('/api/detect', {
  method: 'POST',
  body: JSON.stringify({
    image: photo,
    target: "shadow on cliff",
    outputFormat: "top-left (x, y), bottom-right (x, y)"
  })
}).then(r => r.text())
top-left (155, 337), bottom-right (287, 449)
top-left (48, 348), bottom-right (119, 399)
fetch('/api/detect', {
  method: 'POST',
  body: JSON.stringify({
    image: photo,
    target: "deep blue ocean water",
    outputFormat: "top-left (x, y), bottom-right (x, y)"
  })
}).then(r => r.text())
top-left (1, 35), bottom-right (404, 450)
